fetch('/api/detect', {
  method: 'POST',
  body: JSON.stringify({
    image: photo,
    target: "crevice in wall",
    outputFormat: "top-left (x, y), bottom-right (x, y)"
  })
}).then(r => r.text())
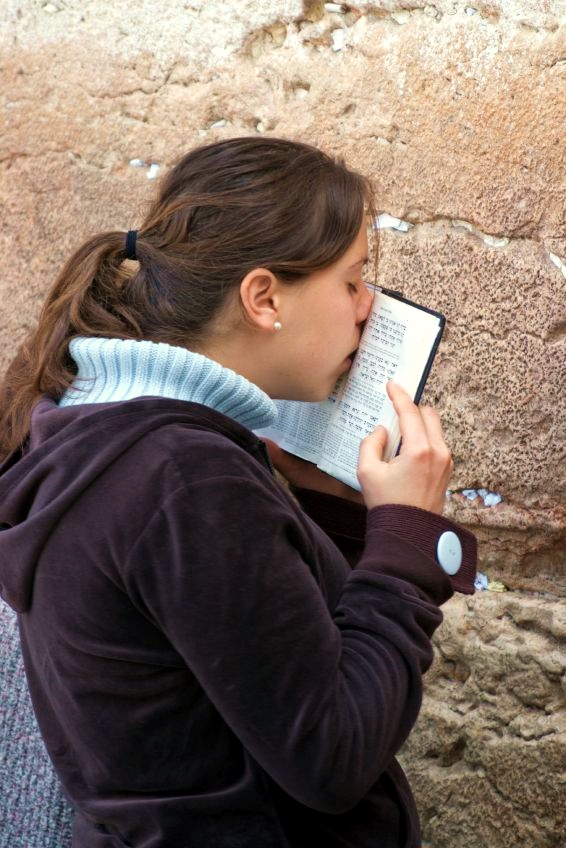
top-left (549, 252), bottom-right (566, 280)
top-left (374, 212), bottom-right (566, 280)
top-left (449, 488), bottom-right (503, 507)
top-left (450, 219), bottom-right (509, 248)
top-left (0, 152), bottom-right (33, 168)
top-left (375, 212), bottom-right (509, 245)
top-left (129, 159), bottom-right (161, 180)
top-left (238, 0), bottom-right (563, 65)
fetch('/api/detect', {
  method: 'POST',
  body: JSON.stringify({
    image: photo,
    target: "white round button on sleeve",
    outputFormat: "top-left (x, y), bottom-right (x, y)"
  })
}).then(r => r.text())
top-left (436, 531), bottom-right (463, 575)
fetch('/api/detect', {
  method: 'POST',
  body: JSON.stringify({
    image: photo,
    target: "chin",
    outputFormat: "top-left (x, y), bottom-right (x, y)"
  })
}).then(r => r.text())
top-left (274, 375), bottom-right (338, 403)
top-left (305, 384), bottom-right (336, 403)
top-left (275, 387), bottom-right (328, 403)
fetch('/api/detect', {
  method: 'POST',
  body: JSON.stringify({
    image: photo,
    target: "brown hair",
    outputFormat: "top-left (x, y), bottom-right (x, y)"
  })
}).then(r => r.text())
top-left (0, 136), bottom-right (376, 456)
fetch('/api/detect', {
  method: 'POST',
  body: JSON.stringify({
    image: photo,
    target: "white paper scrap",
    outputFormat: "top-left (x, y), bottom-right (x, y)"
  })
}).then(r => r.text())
top-left (374, 213), bottom-right (413, 232)
top-left (331, 29), bottom-right (345, 51)
top-left (549, 252), bottom-right (566, 278)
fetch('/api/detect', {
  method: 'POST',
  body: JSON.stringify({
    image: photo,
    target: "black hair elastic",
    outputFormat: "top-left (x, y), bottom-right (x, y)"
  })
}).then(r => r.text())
top-left (125, 230), bottom-right (138, 260)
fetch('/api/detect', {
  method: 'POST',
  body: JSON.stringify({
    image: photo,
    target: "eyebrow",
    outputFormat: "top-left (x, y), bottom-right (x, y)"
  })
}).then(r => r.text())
top-left (347, 257), bottom-right (369, 270)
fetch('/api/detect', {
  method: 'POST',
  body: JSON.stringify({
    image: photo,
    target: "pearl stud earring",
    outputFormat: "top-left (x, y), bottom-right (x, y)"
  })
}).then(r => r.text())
top-left (273, 321), bottom-right (282, 331)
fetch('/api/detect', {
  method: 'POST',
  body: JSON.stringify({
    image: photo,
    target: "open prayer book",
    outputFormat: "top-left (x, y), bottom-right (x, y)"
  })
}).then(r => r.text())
top-left (257, 288), bottom-right (445, 491)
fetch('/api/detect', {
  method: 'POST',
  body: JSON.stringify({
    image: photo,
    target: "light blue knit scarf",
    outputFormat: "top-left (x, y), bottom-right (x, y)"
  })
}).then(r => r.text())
top-left (59, 337), bottom-right (277, 431)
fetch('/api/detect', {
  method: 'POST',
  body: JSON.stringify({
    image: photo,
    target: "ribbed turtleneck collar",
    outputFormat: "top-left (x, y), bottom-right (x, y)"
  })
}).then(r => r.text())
top-left (59, 337), bottom-right (277, 432)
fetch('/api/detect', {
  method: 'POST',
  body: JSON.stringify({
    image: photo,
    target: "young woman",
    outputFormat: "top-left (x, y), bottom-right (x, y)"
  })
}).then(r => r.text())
top-left (0, 137), bottom-right (476, 848)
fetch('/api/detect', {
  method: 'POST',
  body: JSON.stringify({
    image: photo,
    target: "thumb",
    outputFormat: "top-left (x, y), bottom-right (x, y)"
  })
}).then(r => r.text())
top-left (358, 425), bottom-right (389, 467)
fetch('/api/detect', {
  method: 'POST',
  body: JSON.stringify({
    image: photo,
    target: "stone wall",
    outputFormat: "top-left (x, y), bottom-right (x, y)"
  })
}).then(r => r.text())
top-left (1, 1), bottom-right (565, 846)
top-left (400, 593), bottom-right (565, 847)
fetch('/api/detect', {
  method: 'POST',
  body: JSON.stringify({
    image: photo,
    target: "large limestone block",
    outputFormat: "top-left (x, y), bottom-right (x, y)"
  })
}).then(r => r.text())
top-left (376, 223), bottom-right (566, 592)
top-left (400, 593), bottom-right (566, 847)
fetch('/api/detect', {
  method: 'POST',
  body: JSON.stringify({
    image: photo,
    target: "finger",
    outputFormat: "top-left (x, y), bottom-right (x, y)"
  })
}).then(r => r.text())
top-left (387, 385), bottom-right (447, 452)
top-left (386, 382), bottom-right (429, 451)
top-left (358, 425), bottom-right (388, 470)
top-left (420, 406), bottom-right (454, 474)
top-left (386, 382), bottom-right (421, 425)
top-left (419, 405), bottom-right (446, 450)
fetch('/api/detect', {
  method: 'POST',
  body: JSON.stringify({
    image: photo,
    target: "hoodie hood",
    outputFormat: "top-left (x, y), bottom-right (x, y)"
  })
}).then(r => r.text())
top-left (0, 397), bottom-right (271, 613)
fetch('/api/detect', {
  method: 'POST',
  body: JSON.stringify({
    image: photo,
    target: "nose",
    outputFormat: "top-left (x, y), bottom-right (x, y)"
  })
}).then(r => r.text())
top-left (356, 285), bottom-right (373, 324)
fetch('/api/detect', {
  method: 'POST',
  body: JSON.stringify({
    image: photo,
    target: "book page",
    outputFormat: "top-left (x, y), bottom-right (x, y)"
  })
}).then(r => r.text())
top-left (255, 391), bottom-right (337, 464)
top-left (317, 294), bottom-right (442, 490)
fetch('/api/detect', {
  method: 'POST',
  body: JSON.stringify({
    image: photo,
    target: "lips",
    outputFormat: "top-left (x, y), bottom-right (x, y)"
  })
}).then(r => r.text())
top-left (347, 345), bottom-right (359, 365)
top-left (339, 341), bottom-right (360, 376)
top-left (341, 352), bottom-right (356, 373)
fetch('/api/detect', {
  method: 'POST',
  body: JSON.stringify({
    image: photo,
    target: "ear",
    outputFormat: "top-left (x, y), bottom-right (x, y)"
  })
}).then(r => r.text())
top-left (239, 268), bottom-right (282, 331)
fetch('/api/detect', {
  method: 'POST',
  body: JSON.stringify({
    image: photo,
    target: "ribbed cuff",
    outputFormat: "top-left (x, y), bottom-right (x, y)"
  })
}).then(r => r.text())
top-left (367, 504), bottom-right (477, 595)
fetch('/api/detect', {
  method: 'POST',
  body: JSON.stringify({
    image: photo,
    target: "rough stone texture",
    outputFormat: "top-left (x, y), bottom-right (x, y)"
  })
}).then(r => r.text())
top-left (1, 1), bottom-right (565, 846)
top-left (377, 224), bottom-right (566, 594)
top-left (400, 592), bottom-right (566, 848)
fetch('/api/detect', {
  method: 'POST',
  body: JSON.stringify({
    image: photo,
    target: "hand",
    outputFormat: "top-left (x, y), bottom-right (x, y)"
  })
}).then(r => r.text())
top-left (357, 382), bottom-right (453, 514)
top-left (263, 439), bottom-right (365, 504)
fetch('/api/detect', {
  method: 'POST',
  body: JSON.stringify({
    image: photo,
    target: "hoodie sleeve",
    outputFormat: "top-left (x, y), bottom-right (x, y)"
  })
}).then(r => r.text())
top-left (122, 444), bottom-right (475, 815)
top-left (290, 486), bottom-right (477, 595)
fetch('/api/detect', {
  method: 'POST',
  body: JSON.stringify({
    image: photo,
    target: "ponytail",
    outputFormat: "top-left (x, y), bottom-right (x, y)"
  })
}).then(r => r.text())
top-left (0, 232), bottom-right (145, 456)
